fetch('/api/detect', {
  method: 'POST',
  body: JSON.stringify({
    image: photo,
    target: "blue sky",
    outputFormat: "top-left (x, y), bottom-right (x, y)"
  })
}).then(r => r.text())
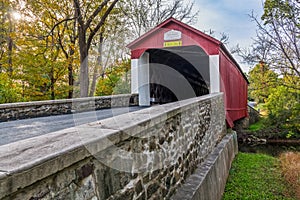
top-left (192, 0), bottom-right (265, 72)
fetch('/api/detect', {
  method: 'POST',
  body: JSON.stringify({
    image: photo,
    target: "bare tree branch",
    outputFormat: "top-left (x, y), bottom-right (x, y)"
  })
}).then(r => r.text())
top-left (87, 0), bottom-right (119, 51)
top-left (85, 0), bottom-right (110, 31)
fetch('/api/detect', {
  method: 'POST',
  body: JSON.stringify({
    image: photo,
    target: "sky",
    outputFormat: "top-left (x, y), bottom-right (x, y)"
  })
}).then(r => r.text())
top-left (192, 0), bottom-right (265, 72)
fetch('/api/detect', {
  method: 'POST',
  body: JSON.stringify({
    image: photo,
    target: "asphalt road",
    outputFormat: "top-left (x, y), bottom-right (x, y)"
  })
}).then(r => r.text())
top-left (0, 106), bottom-right (145, 146)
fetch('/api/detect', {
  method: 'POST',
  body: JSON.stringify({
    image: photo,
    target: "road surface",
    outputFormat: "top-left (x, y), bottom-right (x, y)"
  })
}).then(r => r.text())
top-left (0, 106), bottom-right (145, 146)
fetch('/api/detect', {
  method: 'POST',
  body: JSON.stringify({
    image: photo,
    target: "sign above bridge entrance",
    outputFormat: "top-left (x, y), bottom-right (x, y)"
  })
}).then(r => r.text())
top-left (164, 30), bottom-right (182, 41)
top-left (163, 40), bottom-right (182, 47)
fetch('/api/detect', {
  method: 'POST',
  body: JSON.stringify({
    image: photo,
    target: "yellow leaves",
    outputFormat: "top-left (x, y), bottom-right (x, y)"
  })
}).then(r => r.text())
top-left (0, 73), bottom-right (24, 103)
top-left (95, 59), bottom-right (131, 96)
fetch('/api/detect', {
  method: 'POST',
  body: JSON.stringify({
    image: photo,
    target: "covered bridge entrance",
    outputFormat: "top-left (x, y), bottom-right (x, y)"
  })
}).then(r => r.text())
top-left (127, 18), bottom-right (249, 127)
top-left (148, 46), bottom-right (209, 104)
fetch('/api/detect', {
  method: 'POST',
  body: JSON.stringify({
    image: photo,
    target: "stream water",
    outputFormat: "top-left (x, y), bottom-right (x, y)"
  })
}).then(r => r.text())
top-left (239, 143), bottom-right (300, 157)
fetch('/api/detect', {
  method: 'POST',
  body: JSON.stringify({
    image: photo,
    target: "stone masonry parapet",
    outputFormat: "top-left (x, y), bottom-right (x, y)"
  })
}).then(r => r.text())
top-left (0, 94), bottom-right (138, 122)
top-left (0, 93), bottom-right (226, 200)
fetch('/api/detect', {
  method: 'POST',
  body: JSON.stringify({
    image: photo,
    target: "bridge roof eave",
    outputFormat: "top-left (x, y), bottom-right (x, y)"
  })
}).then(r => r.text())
top-left (127, 17), bottom-right (221, 59)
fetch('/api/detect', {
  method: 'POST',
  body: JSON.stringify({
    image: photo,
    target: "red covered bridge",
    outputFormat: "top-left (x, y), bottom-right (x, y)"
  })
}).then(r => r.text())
top-left (127, 18), bottom-right (248, 127)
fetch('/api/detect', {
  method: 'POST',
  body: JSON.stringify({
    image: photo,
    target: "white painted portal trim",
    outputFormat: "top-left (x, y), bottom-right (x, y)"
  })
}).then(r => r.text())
top-left (131, 59), bottom-right (138, 94)
top-left (138, 53), bottom-right (150, 106)
top-left (209, 55), bottom-right (220, 93)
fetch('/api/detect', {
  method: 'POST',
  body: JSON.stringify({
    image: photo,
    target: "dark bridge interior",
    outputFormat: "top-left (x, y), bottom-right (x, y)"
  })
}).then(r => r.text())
top-left (148, 46), bottom-right (210, 104)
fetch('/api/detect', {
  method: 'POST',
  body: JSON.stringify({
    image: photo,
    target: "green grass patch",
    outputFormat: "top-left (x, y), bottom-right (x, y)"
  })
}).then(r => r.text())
top-left (249, 119), bottom-right (264, 132)
top-left (223, 153), bottom-right (296, 200)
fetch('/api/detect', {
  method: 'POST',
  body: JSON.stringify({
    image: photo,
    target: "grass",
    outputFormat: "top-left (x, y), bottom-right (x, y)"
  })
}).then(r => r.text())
top-left (279, 152), bottom-right (300, 199)
top-left (247, 118), bottom-right (295, 139)
top-left (249, 119), bottom-right (265, 132)
top-left (223, 152), bottom-right (296, 200)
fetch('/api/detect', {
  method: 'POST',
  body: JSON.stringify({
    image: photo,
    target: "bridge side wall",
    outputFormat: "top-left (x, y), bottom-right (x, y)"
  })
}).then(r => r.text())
top-left (0, 93), bottom-right (231, 200)
top-left (171, 132), bottom-right (238, 200)
top-left (0, 94), bottom-right (138, 122)
top-left (248, 105), bottom-right (260, 125)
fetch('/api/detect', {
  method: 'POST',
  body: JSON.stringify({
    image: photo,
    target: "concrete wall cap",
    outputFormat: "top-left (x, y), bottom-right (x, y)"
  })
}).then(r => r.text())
top-left (0, 94), bottom-right (137, 109)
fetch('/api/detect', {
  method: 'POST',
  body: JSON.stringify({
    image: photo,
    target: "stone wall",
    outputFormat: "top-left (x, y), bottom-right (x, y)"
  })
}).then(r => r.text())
top-left (0, 94), bottom-right (138, 122)
top-left (234, 105), bottom-right (260, 131)
top-left (248, 105), bottom-right (260, 125)
top-left (0, 93), bottom-right (227, 200)
top-left (171, 132), bottom-right (238, 200)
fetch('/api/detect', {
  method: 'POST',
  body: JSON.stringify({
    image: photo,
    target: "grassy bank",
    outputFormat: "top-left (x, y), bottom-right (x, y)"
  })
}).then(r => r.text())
top-left (223, 152), bottom-right (296, 200)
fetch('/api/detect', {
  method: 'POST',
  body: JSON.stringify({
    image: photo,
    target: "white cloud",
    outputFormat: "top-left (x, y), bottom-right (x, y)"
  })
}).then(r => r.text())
top-left (191, 0), bottom-right (264, 72)
top-left (223, 0), bottom-right (264, 12)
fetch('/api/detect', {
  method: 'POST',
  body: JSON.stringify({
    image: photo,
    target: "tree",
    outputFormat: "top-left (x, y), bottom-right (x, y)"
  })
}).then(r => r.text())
top-left (73, 0), bottom-right (119, 97)
top-left (0, 0), bottom-right (17, 75)
top-left (13, 0), bottom-right (75, 100)
top-left (234, 0), bottom-right (300, 137)
top-left (248, 62), bottom-right (279, 103)
top-left (0, 73), bottom-right (23, 103)
top-left (96, 59), bottom-right (130, 96)
top-left (203, 29), bottom-right (230, 45)
top-left (122, 0), bottom-right (199, 38)
top-left (0, 0), bottom-right (9, 73)
top-left (261, 0), bottom-right (300, 77)
top-left (48, 1), bottom-right (79, 99)
top-left (265, 79), bottom-right (300, 136)
top-left (88, 5), bottom-right (128, 97)
top-left (238, 0), bottom-right (299, 81)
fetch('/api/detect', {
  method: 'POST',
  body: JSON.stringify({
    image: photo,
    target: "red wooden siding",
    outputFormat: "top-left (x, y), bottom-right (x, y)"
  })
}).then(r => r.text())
top-left (219, 49), bottom-right (248, 127)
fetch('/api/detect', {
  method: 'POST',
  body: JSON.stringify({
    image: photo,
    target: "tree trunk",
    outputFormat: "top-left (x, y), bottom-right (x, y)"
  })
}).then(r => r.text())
top-left (68, 59), bottom-right (74, 99)
top-left (67, 20), bottom-right (76, 99)
top-left (7, 13), bottom-right (13, 76)
top-left (7, 37), bottom-right (13, 75)
top-left (89, 33), bottom-right (104, 97)
top-left (67, 46), bottom-right (75, 99)
top-left (50, 66), bottom-right (55, 100)
top-left (77, 23), bottom-right (89, 97)
top-left (79, 44), bottom-right (89, 97)
top-left (73, 0), bottom-right (119, 97)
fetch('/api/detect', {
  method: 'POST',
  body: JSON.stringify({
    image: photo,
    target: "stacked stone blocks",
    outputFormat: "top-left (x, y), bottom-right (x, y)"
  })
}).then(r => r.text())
top-left (0, 94), bottom-right (226, 200)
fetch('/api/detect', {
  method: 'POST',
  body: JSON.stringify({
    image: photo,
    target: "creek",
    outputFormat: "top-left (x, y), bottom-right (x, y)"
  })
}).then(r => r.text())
top-left (239, 142), bottom-right (300, 157)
